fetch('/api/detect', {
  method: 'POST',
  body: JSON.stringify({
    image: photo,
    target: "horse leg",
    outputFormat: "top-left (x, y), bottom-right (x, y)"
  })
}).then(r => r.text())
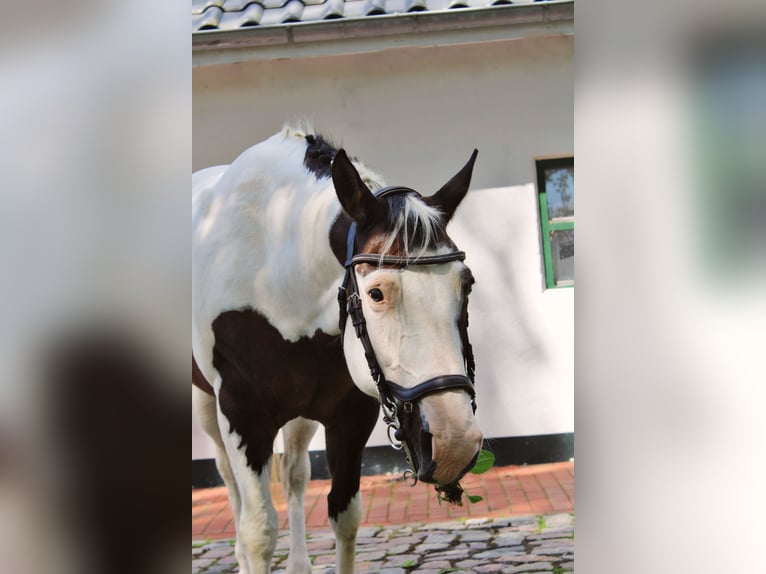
top-left (216, 403), bottom-right (279, 574)
top-left (324, 391), bottom-right (379, 574)
top-left (192, 386), bottom-right (249, 574)
top-left (280, 417), bottom-right (319, 574)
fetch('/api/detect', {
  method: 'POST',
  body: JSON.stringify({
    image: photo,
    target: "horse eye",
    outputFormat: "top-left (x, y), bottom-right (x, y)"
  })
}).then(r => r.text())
top-left (368, 288), bottom-right (384, 303)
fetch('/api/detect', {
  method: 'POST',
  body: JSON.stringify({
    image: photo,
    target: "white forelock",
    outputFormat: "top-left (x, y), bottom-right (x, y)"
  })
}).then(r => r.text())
top-left (379, 194), bottom-right (443, 260)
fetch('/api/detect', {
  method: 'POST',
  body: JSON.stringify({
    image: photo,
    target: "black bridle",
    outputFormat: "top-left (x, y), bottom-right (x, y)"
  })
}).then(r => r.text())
top-left (336, 186), bottom-right (477, 475)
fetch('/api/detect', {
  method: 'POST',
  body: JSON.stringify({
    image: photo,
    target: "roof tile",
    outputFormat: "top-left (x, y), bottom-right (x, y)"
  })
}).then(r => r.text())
top-left (192, 0), bottom-right (225, 16)
top-left (301, 0), bottom-right (346, 21)
top-left (192, 0), bottom-right (566, 33)
top-left (222, 0), bottom-right (257, 10)
top-left (259, 0), bottom-right (304, 24)
top-left (218, 3), bottom-right (266, 29)
top-left (193, 6), bottom-right (224, 30)
top-left (340, 0), bottom-right (386, 18)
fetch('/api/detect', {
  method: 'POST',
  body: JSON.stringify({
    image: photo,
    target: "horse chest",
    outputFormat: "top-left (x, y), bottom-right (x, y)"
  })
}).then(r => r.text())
top-left (211, 308), bottom-right (361, 467)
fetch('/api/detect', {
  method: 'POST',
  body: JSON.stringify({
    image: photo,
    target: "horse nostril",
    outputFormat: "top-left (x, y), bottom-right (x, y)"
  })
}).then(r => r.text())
top-left (394, 428), bottom-right (405, 441)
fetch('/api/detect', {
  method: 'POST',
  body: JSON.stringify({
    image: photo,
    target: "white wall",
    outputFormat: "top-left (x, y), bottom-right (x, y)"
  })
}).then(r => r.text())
top-left (192, 33), bottom-right (573, 459)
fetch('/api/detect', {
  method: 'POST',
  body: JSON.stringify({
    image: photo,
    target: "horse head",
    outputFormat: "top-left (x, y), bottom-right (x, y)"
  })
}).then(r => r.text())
top-left (331, 149), bottom-right (483, 491)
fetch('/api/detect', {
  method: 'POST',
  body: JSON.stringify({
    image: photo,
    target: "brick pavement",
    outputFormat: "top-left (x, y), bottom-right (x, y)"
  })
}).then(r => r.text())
top-left (192, 462), bottom-right (574, 540)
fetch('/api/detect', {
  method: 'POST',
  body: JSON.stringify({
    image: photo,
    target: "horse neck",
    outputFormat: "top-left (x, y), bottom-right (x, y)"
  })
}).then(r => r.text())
top-left (256, 182), bottom-right (347, 340)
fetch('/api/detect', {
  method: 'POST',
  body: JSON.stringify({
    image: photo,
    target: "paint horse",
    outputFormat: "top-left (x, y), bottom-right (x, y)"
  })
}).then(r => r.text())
top-left (192, 126), bottom-right (483, 574)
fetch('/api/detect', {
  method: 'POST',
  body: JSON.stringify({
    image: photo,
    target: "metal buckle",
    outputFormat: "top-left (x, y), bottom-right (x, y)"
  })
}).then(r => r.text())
top-left (346, 292), bottom-right (360, 313)
top-left (386, 424), bottom-right (403, 451)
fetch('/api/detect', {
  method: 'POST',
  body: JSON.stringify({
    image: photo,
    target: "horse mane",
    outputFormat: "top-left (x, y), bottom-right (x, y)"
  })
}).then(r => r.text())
top-left (282, 121), bottom-right (442, 259)
top-left (283, 121), bottom-right (385, 191)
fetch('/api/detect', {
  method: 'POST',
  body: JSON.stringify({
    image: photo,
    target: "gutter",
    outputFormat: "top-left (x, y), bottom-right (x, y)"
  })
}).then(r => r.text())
top-left (192, 1), bottom-right (574, 66)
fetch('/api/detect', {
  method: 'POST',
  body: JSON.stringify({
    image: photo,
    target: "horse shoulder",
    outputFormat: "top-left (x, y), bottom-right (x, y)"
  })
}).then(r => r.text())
top-left (192, 133), bottom-right (343, 360)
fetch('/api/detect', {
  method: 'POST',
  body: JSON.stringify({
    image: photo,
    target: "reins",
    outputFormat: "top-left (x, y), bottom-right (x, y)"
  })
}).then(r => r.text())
top-left (336, 186), bottom-right (477, 476)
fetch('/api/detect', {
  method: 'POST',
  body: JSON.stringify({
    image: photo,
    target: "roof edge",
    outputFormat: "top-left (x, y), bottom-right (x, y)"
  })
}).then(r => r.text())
top-left (193, 2), bottom-right (574, 66)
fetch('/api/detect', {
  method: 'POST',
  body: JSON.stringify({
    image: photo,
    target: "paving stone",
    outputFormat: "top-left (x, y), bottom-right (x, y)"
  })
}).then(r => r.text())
top-left (383, 553), bottom-right (421, 567)
top-left (474, 549), bottom-right (515, 560)
top-left (203, 547), bottom-right (234, 558)
top-left (456, 558), bottom-right (487, 568)
top-left (530, 545), bottom-right (573, 555)
top-left (420, 559), bottom-right (453, 569)
top-left (460, 530), bottom-right (492, 541)
top-left (498, 554), bottom-right (552, 564)
top-left (357, 536), bottom-right (382, 546)
top-left (419, 520), bottom-right (467, 530)
top-left (475, 565), bottom-right (507, 573)
top-left (382, 543), bottom-right (413, 555)
top-left (417, 542), bottom-right (451, 552)
top-left (389, 533), bottom-right (427, 544)
top-left (449, 542), bottom-right (487, 552)
top-left (423, 533), bottom-right (457, 545)
top-left (357, 526), bottom-right (383, 538)
top-left (494, 532), bottom-right (526, 547)
top-left (559, 561), bottom-right (574, 570)
top-left (529, 528), bottom-right (573, 539)
top-left (530, 539), bottom-right (574, 550)
top-left (494, 544), bottom-right (526, 554)
top-left (543, 513), bottom-right (573, 528)
top-left (507, 562), bottom-right (554, 573)
top-left (379, 568), bottom-right (407, 574)
top-left (356, 549), bottom-right (387, 561)
top-left (434, 548), bottom-right (476, 558)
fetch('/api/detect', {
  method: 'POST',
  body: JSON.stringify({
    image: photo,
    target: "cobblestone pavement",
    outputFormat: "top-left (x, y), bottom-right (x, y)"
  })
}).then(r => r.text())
top-left (192, 512), bottom-right (574, 573)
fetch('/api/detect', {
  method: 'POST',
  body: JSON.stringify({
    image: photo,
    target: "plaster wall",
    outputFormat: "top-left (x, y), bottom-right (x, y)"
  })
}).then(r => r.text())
top-left (192, 33), bottom-right (573, 459)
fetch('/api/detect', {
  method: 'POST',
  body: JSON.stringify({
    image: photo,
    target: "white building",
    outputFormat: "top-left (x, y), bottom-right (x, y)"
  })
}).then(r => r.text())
top-left (192, 0), bottom-right (574, 483)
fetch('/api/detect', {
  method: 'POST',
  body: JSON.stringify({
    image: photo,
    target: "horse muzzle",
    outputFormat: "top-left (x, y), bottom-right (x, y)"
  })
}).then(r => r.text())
top-left (391, 381), bottom-right (483, 487)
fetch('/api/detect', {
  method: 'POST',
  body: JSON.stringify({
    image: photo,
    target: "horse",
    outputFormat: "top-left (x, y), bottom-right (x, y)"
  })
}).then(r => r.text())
top-left (192, 125), bottom-right (483, 574)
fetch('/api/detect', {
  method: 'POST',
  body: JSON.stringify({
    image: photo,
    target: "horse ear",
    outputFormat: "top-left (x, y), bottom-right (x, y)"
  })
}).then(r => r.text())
top-left (332, 149), bottom-right (383, 226)
top-left (426, 149), bottom-right (478, 222)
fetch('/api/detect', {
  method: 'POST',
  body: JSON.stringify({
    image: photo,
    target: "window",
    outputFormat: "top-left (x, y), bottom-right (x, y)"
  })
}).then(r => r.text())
top-left (537, 158), bottom-right (574, 288)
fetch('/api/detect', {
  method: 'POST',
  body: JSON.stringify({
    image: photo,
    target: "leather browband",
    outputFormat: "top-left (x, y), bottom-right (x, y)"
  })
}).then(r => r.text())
top-left (350, 252), bottom-right (466, 267)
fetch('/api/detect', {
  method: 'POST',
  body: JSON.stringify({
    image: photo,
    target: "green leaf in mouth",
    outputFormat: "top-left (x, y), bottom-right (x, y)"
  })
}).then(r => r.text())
top-left (469, 449), bottom-right (495, 474)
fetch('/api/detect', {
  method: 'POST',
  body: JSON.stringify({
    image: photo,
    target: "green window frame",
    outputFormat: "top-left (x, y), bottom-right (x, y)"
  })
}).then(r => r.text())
top-left (536, 157), bottom-right (574, 289)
